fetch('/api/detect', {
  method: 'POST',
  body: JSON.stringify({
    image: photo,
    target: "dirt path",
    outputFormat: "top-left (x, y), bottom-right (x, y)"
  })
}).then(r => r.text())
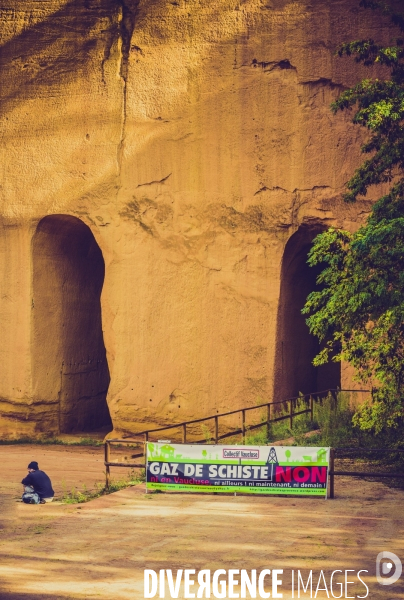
top-left (0, 443), bottom-right (136, 499)
top-left (0, 445), bottom-right (404, 599)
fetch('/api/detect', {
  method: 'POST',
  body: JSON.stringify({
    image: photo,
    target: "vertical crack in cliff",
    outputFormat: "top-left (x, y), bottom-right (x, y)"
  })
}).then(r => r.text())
top-left (116, 0), bottom-right (140, 192)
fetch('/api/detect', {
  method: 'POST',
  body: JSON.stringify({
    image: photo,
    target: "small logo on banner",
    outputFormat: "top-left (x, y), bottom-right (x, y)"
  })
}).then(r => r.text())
top-left (222, 448), bottom-right (260, 459)
top-left (266, 447), bottom-right (279, 464)
top-left (376, 551), bottom-right (402, 585)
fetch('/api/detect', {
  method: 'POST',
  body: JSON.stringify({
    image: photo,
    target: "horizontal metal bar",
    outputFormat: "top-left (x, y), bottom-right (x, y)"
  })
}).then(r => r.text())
top-left (246, 422), bottom-right (266, 432)
top-left (144, 409), bottom-right (311, 443)
top-left (270, 414), bottom-right (290, 423)
top-left (148, 437), bottom-right (215, 445)
top-left (131, 412), bottom-right (242, 433)
top-left (291, 409), bottom-right (311, 417)
top-left (335, 448), bottom-right (404, 454)
top-left (243, 403), bottom-right (274, 413)
top-left (331, 470), bottom-right (404, 479)
top-left (217, 428), bottom-right (243, 440)
top-left (170, 415), bottom-right (216, 426)
top-left (107, 439), bottom-right (145, 444)
top-left (105, 462), bottom-right (145, 468)
top-left (106, 465), bottom-right (404, 476)
top-left (120, 389), bottom-right (370, 439)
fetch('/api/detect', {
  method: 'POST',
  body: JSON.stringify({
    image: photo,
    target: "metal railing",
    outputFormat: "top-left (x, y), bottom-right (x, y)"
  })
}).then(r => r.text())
top-left (328, 447), bottom-right (404, 498)
top-left (103, 388), bottom-right (369, 488)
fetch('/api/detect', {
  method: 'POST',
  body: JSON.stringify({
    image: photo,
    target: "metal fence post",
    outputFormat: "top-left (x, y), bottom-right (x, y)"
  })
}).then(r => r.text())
top-left (214, 416), bottom-right (219, 444)
top-left (182, 423), bottom-right (187, 444)
top-left (267, 403), bottom-right (271, 440)
top-left (104, 441), bottom-right (111, 490)
top-left (289, 399), bottom-right (293, 430)
top-left (329, 448), bottom-right (335, 499)
top-left (242, 410), bottom-right (246, 444)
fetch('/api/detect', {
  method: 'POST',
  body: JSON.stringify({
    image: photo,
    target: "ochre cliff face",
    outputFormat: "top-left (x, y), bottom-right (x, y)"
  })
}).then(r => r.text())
top-left (0, 1), bottom-right (393, 438)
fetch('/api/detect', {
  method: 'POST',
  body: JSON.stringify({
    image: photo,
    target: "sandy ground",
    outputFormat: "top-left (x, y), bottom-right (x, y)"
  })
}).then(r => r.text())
top-left (0, 445), bottom-right (404, 599)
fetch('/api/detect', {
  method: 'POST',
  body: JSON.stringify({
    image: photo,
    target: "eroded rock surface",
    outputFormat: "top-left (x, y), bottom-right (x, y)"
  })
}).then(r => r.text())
top-left (0, 1), bottom-right (392, 438)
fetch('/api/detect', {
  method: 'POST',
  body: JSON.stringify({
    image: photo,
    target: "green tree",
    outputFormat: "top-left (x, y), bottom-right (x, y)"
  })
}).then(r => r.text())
top-left (302, 1), bottom-right (404, 434)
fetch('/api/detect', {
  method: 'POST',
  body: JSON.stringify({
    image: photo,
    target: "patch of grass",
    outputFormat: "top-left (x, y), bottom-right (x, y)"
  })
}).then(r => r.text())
top-left (0, 436), bottom-right (103, 446)
top-left (60, 469), bottom-right (145, 504)
top-left (244, 392), bottom-right (375, 449)
top-left (245, 428), bottom-right (269, 446)
top-left (304, 392), bottom-right (356, 448)
top-left (76, 437), bottom-right (103, 446)
top-left (200, 424), bottom-right (212, 444)
top-left (249, 392), bottom-right (364, 449)
top-left (0, 437), bottom-right (64, 446)
top-left (297, 391), bottom-right (404, 450)
top-left (245, 396), bottom-right (317, 445)
top-left (31, 524), bottom-right (50, 535)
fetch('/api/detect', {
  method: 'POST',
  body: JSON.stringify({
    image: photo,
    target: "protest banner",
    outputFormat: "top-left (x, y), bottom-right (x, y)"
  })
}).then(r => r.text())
top-left (146, 443), bottom-right (330, 496)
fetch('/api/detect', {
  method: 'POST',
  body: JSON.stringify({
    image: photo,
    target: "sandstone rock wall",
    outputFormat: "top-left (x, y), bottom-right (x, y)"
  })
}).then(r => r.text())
top-left (0, 1), bottom-right (393, 438)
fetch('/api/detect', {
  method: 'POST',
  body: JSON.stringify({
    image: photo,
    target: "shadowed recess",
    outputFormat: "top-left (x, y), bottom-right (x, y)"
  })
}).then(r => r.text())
top-left (32, 214), bottom-right (111, 433)
top-left (274, 225), bottom-right (341, 403)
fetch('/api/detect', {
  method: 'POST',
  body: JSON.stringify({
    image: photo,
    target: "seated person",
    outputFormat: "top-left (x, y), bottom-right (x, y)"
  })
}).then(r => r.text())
top-left (22, 461), bottom-right (55, 504)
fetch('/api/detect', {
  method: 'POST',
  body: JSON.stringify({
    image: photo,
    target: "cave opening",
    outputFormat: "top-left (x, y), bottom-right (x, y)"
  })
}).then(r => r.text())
top-left (274, 225), bottom-right (341, 403)
top-left (32, 215), bottom-right (112, 433)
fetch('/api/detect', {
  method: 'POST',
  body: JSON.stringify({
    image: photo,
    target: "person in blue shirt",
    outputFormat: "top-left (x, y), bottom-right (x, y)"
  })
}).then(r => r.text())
top-left (21, 461), bottom-right (54, 504)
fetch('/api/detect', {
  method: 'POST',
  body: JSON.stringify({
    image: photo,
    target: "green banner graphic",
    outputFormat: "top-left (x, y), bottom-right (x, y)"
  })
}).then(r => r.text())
top-left (146, 443), bottom-right (330, 496)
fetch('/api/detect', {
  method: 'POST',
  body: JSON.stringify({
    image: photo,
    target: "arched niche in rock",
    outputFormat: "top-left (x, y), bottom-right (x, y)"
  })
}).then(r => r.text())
top-left (32, 214), bottom-right (112, 433)
top-left (273, 225), bottom-right (341, 403)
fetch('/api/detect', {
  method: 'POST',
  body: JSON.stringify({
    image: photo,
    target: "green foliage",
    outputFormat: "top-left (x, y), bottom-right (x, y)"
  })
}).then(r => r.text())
top-left (244, 397), bottom-right (315, 445)
top-left (303, 1), bottom-right (404, 435)
top-left (245, 428), bottom-right (271, 446)
top-left (248, 392), bottom-right (404, 449)
top-left (264, 398), bottom-right (315, 443)
top-left (245, 394), bottom-right (360, 448)
top-left (76, 437), bottom-right (103, 446)
top-left (331, 2), bottom-right (404, 204)
top-left (299, 393), bottom-right (358, 448)
top-left (0, 437), bottom-right (63, 445)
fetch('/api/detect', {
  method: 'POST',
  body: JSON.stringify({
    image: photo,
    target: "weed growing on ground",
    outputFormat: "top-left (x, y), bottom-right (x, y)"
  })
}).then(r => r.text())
top-left (246, 393), bottom-right (360, 448)
top-left (245, 429), bottom-right (268, 446)
top-left (0, 437), bottom-right (103, 446)
top-left (200, 424), bottom-right (212, 444)
top-left (247, 392), bottom-right (382, 448)
top-left (257, 396), bottom-right (316, 444)
top-left (0, 437), bottom-right (64, 446)
top-left (76, 437), bottom-right (103, 446)
top-left (60, 469), bottom-right (146, 504)
top-left (306, 392), bottom-right (356, 447)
